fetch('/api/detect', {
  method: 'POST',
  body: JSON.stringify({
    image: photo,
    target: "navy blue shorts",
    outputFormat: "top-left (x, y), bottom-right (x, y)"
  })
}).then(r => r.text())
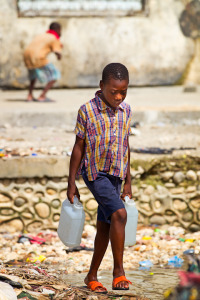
top-left (82, 168), bottom-right (125, 224)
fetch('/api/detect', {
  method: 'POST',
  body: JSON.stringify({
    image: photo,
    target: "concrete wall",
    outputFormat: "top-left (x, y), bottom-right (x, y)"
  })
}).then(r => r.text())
top-left (0, 155), bottom-right (200, 233)
top-left (0, 0), bottom-right (194, 88)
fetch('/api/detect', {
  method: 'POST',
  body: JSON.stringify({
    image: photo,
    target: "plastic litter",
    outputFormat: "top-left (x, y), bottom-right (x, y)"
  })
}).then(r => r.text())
top-left (167, 255), bottom-right (183, 268)
top-left (18, 234), bottom-right (46, 245)
top-left (17, 291), bottom-right (37, 300)
top-left (26, 255), bottom-right (46, 263)
top-left (0, 274), bottom-right (22, 288)
top-left (164, 252), bottom-right (200, 299)
top-left (183, 249), bottom-right (195, 256)
top-left (139, 260), bottom-right (153, 270)
top-left (130, 127), bottom-right (141, 136)
top-left (142, 236), bottom-right (152, 240)
top-left (65, 245), bottom-right (94, 253)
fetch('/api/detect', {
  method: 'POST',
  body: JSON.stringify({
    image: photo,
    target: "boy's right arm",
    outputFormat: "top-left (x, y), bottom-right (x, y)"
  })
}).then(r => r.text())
top-left (67, 135), bottom-right (85, 204)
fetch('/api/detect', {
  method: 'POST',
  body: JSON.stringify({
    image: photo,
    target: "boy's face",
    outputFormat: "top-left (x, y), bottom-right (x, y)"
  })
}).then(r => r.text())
top-left (99, 77), bottom-right (128, 110)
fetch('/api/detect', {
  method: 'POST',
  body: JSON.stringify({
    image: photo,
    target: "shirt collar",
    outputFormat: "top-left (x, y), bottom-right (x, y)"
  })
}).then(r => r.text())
top-left (46, 30), bottom-right (60, 40)
top-left (95, 90), bottom-right (125, 111)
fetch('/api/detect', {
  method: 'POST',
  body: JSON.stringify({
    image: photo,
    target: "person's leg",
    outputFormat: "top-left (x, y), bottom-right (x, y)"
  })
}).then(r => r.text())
top-left (27, 79), bottom-right (36, 101)
top-left (37, 80), bottom-right (56, 101)
top-left (84, 220), bottom-right (110, 292)
top-left (110, 207), bottom-right (130, 289)
top-left (27, 69), bottom-right (37, 101)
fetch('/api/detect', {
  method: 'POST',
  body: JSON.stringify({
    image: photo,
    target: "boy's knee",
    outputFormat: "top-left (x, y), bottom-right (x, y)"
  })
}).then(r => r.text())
top-left (111, 208), bottom-right (127, 225)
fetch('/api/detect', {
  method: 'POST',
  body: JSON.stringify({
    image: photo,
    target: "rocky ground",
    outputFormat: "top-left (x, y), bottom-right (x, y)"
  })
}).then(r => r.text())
top-left (0, 224), bottom-right (200, 299)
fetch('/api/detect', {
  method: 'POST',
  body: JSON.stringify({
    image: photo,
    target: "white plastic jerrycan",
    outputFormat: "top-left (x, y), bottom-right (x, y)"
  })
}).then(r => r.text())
top-left (57, 196), bottom-right (85, 247)
top-left (124, 196), bottom-right (138, 247)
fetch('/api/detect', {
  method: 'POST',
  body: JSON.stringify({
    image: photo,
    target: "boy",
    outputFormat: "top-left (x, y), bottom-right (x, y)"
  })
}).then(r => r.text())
top-left (23, 22), bottom-right (62, 102)
top-left (67, 63), bottom-right (132, 293)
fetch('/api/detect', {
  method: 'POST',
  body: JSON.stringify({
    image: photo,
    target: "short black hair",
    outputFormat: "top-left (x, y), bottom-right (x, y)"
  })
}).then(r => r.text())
top-left (102, 63), bottom-right (129, 84)
top-left (49, 22), bottom-right (61, 31)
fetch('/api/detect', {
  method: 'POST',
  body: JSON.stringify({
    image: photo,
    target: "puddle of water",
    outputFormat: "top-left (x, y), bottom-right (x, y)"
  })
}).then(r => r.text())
top-left (62, 267), bottom-right (180, 300)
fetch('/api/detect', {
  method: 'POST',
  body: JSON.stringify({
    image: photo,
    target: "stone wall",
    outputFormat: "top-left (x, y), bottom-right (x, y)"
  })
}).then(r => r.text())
top-left (0, 0), bottom-right (194, 88)
top-left (0, 155), bottom-right (200, 233)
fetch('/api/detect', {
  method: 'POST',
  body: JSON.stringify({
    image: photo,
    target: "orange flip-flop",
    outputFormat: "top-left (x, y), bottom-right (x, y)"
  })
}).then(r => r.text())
top-left (87, 281), bottom-right (108, 294)
top-left (112, 275), bottom-right (132, 290)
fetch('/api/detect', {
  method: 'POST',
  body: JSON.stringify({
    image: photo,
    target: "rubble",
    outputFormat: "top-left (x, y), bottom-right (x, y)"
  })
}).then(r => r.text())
top-left (0, 225), bottom-right (199, 299)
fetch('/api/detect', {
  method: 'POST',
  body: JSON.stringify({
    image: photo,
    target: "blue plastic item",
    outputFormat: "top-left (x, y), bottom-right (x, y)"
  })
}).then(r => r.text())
top-left (31, 153), bottom-right (37, 156)
top-left (139, 260), bottom-right (153, 270)
top-left (167, 255), bottom-right (183, 268)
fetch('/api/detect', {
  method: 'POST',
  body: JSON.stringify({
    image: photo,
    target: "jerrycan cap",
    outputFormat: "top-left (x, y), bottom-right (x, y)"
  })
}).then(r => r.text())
top-left (73, 196), bottom-right (83, 209)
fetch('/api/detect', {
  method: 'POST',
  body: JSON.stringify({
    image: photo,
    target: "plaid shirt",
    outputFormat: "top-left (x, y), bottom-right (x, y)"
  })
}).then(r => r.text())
top-left (75, 91), bottom-right (132, 181)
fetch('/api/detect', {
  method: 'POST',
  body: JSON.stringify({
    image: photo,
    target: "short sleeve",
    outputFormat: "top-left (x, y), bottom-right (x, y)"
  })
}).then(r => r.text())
top-left (127, 106), bottom-right (132, 136)
top-left (51, 39), bottom-right (62, 53)
top-left (74, 106), bottom-right (87, 139)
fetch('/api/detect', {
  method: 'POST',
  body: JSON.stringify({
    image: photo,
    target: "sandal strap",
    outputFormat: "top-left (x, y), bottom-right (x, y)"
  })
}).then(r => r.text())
top-left (113, 276), bottom-right (132, 287)
top-left (87, 281), bottom-right (107, 291)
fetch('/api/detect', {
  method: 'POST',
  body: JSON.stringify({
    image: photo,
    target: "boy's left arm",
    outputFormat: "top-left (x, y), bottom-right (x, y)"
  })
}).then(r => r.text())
top-left (121, 137), bottom-right (132, 200)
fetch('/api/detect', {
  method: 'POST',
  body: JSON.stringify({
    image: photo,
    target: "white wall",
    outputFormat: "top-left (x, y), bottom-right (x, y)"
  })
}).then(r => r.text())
top-left (0, 0), bottom-right (194, 88)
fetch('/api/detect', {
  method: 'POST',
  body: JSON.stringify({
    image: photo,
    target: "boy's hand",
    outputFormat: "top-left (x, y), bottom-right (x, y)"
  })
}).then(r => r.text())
top-left (67, 182), bottom-right (80, 204)
top-left (121, 182), bottom-right (132, 201)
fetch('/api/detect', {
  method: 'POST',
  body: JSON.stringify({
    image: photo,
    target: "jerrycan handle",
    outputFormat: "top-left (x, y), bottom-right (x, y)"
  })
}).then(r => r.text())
top-left (73, 195), bottom-right (83, 209)
top-left (124, 195), bottom-right (130, 203)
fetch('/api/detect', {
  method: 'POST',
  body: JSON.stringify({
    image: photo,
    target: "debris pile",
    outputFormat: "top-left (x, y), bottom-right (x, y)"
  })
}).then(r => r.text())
top-left (0, 225), bottom-right (200, 299)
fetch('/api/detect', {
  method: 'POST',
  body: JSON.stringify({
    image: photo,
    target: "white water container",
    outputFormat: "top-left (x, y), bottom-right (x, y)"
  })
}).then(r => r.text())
top-left (57, 196), bottom-right (85, 247)
top-left (124, 196), bottom-right (138, 247)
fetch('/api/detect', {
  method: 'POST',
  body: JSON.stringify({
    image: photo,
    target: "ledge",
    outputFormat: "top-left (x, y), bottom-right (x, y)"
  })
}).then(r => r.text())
top-left (0, 156), bottom-right (70, 178)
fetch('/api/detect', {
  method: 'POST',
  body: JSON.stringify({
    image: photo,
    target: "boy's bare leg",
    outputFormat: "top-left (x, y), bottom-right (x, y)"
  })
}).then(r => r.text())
top-left (110, 208), bottom-right (129, 289)
top-left (37, 80), bottom-right (56, 101)
top-left (84, 220), bottom-right (110, 292)
top-left (27, 79), bottom-right (36, 101)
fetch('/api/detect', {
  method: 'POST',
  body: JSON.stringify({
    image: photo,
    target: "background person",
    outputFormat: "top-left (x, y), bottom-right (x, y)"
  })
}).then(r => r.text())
top-left (23, 22), bottom-right (62, 102)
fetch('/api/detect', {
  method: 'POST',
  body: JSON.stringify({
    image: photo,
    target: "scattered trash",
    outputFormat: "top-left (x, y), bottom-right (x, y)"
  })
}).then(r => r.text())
top-left (183, 249), bottom-right (195, 256)
top-left (139, 260), bottom-right (153, 271)
top-left (130, 147), bottom-right (196, 154)
top-left (167, 256), bottom-right (183, 268)
top-left (0, 274), bottom-right (23, 288)
top-left (164, 253), bottom-right (200, 299)
top-left (130, 127), bottom-right (141, 136)
top-left (17, 291), bottom-right (37, 300)
top-left (18, 234), bottom-right (46, 245)
top-left (65, 245), bottom-right (94, 253)
top-left (0, 226), bottom-right (200, 299)
top-left (26, 255), bottom-right (46, 263)
top-left (131, 121), bottom-right (140, 128)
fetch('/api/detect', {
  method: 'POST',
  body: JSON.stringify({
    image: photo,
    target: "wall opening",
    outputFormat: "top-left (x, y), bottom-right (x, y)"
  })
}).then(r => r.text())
top-left (17, 0), bottom-right (147, 17)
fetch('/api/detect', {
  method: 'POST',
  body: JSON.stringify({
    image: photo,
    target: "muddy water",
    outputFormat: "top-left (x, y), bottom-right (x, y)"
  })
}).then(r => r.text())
top-left (62, 267), bottom-right (179, 300)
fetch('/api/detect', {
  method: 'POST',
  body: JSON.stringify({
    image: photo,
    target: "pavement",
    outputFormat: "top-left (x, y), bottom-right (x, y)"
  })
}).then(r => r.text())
top-left (0, 86), bottom-right (200, 126)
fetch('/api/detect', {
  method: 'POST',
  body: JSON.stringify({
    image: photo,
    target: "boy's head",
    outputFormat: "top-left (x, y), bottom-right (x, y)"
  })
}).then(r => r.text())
top-left (100, 63), bottom-right (129, 110)
top-left (49, 22), bottom-right (61, 37)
